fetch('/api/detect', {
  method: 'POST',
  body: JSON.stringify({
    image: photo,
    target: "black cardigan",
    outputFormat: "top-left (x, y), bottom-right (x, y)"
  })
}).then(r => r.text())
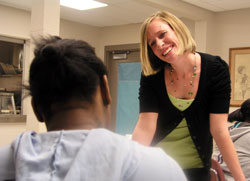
top-left (139, 52), bottom-right (231, 171)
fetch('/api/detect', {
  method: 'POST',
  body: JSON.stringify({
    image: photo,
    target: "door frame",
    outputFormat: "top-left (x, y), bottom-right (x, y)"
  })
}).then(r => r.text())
top-left (104, 43), bottom-right (140, 131)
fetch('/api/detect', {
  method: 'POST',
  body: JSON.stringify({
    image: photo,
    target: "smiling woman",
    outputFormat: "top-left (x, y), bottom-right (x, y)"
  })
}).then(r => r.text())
top-left (132, 10), bottom-right (246, 181)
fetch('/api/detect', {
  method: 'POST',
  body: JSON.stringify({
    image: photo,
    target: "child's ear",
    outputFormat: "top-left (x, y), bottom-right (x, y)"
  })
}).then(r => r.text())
top-left (100, 75), bottom-right (112, 106)
top-left (31, 98), bottom-right (45, 122)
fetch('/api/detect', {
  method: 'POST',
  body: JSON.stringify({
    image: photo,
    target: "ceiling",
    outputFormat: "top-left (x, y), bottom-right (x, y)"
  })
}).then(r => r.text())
top-left (0, 0), bottom-right (250, 27)
top-left (182, 0), bottom-right (250, 12)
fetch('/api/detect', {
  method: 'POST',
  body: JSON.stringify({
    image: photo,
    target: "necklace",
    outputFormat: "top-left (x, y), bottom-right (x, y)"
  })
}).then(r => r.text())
top-left (169, 52), bottom-right (197, 97)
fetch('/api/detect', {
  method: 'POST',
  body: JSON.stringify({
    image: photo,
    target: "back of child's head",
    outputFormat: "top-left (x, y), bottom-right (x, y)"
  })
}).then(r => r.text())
top-left (228, 98), bottom-right (250, 123)
top-left (28, 36), bottom-right (107, 121)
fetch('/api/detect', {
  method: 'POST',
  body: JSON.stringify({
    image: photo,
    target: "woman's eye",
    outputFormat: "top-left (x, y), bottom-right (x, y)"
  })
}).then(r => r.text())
top-left (159, 32), bottom-right (166, 38)
top-left (150, 41), bottom-right (156, 47)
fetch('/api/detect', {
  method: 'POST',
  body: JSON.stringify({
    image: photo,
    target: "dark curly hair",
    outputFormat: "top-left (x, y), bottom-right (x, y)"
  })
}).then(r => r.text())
top-left (28, 36), bottom-right (107, 121)
top-left (228, 98), bottom-right (250, 123)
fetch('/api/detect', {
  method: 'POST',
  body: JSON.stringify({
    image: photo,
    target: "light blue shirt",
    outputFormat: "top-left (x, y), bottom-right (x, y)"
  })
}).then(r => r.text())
top-left (0, 129), bottom-right (186, 181)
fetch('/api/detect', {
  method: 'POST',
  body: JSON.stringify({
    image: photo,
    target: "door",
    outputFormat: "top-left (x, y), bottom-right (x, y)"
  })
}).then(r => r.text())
top-left (105, 43), bottom-right (141, 135)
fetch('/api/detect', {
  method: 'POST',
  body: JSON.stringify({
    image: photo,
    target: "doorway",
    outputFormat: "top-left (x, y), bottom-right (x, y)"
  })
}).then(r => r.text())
top-left (105, 43), bottom-right (141, 135)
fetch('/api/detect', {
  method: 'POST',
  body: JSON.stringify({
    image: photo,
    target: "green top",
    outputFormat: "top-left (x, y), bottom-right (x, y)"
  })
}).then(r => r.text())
top-left (156, 94), bottom-right (203, 169)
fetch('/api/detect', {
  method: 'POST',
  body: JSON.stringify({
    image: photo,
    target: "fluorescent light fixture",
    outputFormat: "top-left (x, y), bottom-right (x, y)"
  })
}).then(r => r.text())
top-left (60, 0), bottom-right (107, 10)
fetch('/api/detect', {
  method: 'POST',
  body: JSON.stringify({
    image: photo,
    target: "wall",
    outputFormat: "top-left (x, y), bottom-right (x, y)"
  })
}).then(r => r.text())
top-left (181, 17), bottom-right (195, 38)
top-left (60, 19), bottom-right (101, 56)
top-left (0, 5), bottom-right (30, 39)
top-left (210, 8), bottom-right (250, 62)
top-left (98, 23), bottom-right (141, 60)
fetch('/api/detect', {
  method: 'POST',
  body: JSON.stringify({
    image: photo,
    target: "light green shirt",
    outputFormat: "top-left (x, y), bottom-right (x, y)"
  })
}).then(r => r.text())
top-left (156, 94), bottom-right (203, 169)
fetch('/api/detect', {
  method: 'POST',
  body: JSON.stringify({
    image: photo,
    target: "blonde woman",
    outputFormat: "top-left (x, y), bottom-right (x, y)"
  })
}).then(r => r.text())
top-left (132, 10), bottom-right (245, 181)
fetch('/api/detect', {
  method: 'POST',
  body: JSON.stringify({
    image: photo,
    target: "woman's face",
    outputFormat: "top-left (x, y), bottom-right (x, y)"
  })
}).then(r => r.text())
top-left (147, 18), bottom-right (179, 63)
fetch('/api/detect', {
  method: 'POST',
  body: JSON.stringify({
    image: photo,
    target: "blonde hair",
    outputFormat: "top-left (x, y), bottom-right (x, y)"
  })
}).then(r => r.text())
top-left (140, 10), bottom-right (197, 76)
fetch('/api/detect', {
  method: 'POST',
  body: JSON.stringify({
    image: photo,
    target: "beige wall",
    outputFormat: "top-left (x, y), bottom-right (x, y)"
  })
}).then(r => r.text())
top-left (60, 19), bottom-right (101, 55)
top-left (0, 4), bottom-right (249, 146)
top-left (0, 5), bottom-right (30, 39)
top-left (210, 8), bottom-right (250, 62)
top-left (98, 23), bottom-right (141, 59)
top-left (181, 17), bottom-right (195, 38)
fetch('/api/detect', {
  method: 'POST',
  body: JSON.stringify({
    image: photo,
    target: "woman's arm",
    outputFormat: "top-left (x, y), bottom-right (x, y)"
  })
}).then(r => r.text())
top-left (132, 112), bottom-right (158, 146)
top-left (210, 113), bottom-right (245, 181)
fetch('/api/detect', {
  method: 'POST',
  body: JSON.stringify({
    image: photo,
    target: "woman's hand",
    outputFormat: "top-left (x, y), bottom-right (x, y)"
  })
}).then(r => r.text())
top-left (210, 113), bottom-right (246, 181)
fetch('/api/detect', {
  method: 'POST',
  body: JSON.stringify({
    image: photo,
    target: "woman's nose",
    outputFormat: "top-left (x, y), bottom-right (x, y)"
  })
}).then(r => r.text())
top-left (156, 39), bottom-right (164, 48)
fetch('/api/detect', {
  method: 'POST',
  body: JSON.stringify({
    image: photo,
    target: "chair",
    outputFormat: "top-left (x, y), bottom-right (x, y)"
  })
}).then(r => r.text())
top-left (210, 158), bottom-right (225, 181)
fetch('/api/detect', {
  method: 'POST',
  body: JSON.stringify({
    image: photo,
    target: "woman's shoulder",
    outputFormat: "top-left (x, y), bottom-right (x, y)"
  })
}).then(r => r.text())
top-left (199, 52), bottom-right (228, 68)
top-left (199, 52), bottom-right (229, 77)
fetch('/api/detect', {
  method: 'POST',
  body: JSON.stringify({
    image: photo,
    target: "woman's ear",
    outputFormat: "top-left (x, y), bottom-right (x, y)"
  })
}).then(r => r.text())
top-left (101, 75), bottom-right (112, 106)
top-left (31, 98), bottom-right (45, 122)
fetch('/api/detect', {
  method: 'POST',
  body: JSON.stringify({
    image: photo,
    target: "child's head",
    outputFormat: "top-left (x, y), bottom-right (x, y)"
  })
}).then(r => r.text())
top-left (229, 99), bottom-right (250, 123)
top-left (28, 36), bottom-right (111, 128)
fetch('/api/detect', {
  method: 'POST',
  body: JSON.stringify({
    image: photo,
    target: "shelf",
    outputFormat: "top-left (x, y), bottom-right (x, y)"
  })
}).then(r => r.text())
top-left (0, 74), bottom-right (22, 77)
top-left (0, 115), bottom-right (26, 123)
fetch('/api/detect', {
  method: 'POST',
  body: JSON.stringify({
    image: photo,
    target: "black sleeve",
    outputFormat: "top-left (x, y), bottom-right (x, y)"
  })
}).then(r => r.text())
top-left (139, 73), bottom-right (159, 113)
top-left (207, 56), bottom-right (231, 113)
